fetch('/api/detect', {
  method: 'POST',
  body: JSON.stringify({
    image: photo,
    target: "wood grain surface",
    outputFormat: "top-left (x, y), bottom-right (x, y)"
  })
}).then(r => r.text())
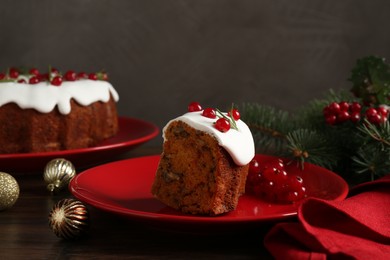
top-left (0, 147), bottom-right (274, 259)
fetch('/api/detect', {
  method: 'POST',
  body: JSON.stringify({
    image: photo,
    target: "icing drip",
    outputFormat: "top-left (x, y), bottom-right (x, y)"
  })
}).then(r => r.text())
top-left (163, 111), bottom-right (255, 166)
top-left (0, 80), bottom-right (119, 114)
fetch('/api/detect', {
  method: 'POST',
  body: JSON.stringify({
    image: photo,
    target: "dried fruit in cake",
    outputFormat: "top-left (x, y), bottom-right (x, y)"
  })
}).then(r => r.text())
top-left (151, 102), bottom-right (255, 215)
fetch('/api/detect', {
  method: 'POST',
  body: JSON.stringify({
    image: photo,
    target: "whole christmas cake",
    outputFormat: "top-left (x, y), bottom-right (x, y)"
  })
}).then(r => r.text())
top-left (0, 67), bottom-right (119, 154)
top-left (151, 102), bottom-right (255, 215)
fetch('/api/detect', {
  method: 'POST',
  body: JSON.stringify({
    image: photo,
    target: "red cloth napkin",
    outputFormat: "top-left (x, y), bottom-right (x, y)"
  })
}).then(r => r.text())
top-left (264, 175), bottom-right (390, 259)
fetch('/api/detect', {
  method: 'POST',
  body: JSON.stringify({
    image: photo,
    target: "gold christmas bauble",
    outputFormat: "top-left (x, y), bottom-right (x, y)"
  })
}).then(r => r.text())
top-left (48, 198), bottom-right (89, 239)
top-left (0, 172), bottom-right (20, 211)
top-left (44, 158), bottom-right (76, 193)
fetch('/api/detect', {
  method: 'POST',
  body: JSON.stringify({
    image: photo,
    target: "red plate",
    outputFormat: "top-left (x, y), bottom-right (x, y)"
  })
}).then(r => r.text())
top-left (0, 117), bottom-right (159, 172)
top-left (70, 154), bottom-right (348, 230)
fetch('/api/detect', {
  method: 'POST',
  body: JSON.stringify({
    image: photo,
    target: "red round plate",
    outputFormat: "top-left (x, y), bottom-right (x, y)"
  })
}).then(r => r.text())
top-left (70, 154), bottom-right (348, 229)
top-left (0, 117), bottom-right (159, 172)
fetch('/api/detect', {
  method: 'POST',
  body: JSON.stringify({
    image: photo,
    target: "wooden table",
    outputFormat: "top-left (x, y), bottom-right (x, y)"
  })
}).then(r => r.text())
top-left (0, 147), bottom-right (275, 259)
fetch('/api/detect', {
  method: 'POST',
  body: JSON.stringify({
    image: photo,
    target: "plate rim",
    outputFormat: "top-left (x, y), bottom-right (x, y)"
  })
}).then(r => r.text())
top-left (70, 154), bottom-right (349, 225)
top-left (0, 116), bottom-right (159, 158)
top-left (0, 117), bottom-right (159, 172)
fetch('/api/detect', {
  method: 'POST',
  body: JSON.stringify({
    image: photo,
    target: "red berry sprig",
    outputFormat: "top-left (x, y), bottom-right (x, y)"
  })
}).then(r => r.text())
top-left (29, 68), bottom-right (39, 76)
top-left (323, 101), bottom-right (388, 125)
top-left (246, 158), bottom-right (307, 203)
top-left (64, 70), bottom-right (77, 81)
top-left (202, 108), bottom-right (217, 119)
top-left (227, 108), bottom-right (241, 121)
top-left (365, 107), bottom-right (389, 125)
top-left (188, 101), bottom-right (202, 112)
top-left (9, 67), bottom-right (19, 79)
top-left (187, 102), bottom-right (240, 132)
top-left (51, 76), bottom-right (63, 86)
top-left (215, 117), bottom-right (231, 132)
top-left (0, 67), bottom-right (109, 87)
top-left (29, 76), bottom-right (39, 84)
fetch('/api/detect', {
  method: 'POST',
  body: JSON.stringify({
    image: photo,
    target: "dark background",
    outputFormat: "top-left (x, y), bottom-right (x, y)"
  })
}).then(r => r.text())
top-left (1, 0), bottom-right (390, 146)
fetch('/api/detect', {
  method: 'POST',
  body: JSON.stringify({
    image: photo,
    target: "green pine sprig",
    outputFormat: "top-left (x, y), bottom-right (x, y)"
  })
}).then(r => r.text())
top-left (349, 55), bottom-right (390, 105)
top-left (240, 56), bottom-right (390, 184)
top-left (240, 103), bottom-right (293, 155)
top-left (215, 108), bottom-right (238, 131)
top-left (285, 129), bottom-right (338, 170)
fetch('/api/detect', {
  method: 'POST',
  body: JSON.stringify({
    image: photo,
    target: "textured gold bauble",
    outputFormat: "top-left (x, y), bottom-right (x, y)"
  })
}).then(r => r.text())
top-left (48, 198), bottom-right (89, 239)
top-left (0, 172), bottom-right (20, 211)
top-left (43, 158), bottom-right (76, 193)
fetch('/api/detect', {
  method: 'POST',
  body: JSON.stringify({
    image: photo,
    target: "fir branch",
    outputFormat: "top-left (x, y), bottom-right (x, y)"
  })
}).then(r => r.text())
top-left (357, 119), bottom-right (390, 148)
top-left (240, 103), bottom-right (293, 154)
top-left (215, 108), bottom-right (238, 130)
top-left (240, 103), bottom-right (294, 133)
top-left (349, 56), bottom-right (390, 105)
top-left (351, 145), bottom-right (390, 182)
top-left (295, 89), bottom-right (358, 131)
top-left (285, 129), bottom-right (338, 170)
top-left (237, 56), bottom-right (390, 184)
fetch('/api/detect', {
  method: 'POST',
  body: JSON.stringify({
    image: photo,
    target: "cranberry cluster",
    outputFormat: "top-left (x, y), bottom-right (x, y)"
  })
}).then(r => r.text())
top-left (323, 101), bottom-right (388, 125)
top-left (0, 67), bottom-right (108, 87)
top-left (187, 101), bottom-right (240, 132)
top-left (246, 158), bottom-right (307, 203)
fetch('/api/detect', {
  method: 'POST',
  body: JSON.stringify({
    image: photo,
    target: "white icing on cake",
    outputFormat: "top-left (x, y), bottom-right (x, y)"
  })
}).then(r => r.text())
top-left (0, 80), bottom-right (119, 115)
top-left (163, 111), bottom-right (255, 166)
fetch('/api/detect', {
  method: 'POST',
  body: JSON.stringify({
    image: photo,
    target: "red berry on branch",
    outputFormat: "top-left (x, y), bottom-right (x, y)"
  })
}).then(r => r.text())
top-left (285, 191), bottom-right (301, 202)
top-left (29, 76), bottom-right (39, 84)
top-left (215, 118), bottom-right (230, 132)
top-left (365, 107), bottom-right (378, 118)
top-left (325, 115), bottom-right (337, 125)
top-left (253, 181), bottom-right (266, 198)
top-left (377, 106), bottom-right (388, 117)
top-left (246, 157), bottom-right (307, 204)
top-left (188, 102), bottom-right (202, 112)
top-left (51, 68), bottom-right (59, 74)
top-left (262, 166), bottom-right (278, 181)
top-left (368, 113), bottom-right (382, 125)
top-left (77, 72), bottom-right (88, 79)
top-left (268, 158), bottom-right (284, 170)
top-left (38, 73), bottom-right (49, 81)
top-left (350, 102), bottom-right (362, 113)
top-left (9, 68), bottom-right (19, 79)
top-left (350, 112), bottom-right (361, 123)
top-left (288, 176), bottom-right (304, 190)
top-left (64, 70), bottom-right (77, 81)
top-left (202, 108), bottom-right (216, 119)
top-left (51, 76), bottom-right (63, 86)
top-left (101, 72), bottom-right (108, 81)
top-left (323, 106), bottom-right (332, 117)
top-left (328, 102), bottom-right (341, 114)
top-left (258, 180), bottom-right (276, 200)
top-left (17, 79), bottom-right (26, 83)
top-left (249, 159), bottom-right (261, 175)
top-left (285, 186), bottom-right (307, 202)
top-left (339, 101), bottom-right (350, 111)
top-left (228, 109), bottom-right (241, 121)
top-left (29, 68), bottom-right (39, 76)
top-left (246, 159), bottom-right (263, 193)
top-left (0, 73), bottom-right (6, 80)
top-left (88, 73), bottom-right (97, 80)
top-left (337, 111), bottom-right (350, 123)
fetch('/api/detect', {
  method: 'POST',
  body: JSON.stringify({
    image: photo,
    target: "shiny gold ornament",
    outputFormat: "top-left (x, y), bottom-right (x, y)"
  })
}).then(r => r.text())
top-left (48, 198), bottom-right (89, 239)
top-left (0, 172), bottom-right (20, 211)
top-left (44, 158), bottom-right (76, 193)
